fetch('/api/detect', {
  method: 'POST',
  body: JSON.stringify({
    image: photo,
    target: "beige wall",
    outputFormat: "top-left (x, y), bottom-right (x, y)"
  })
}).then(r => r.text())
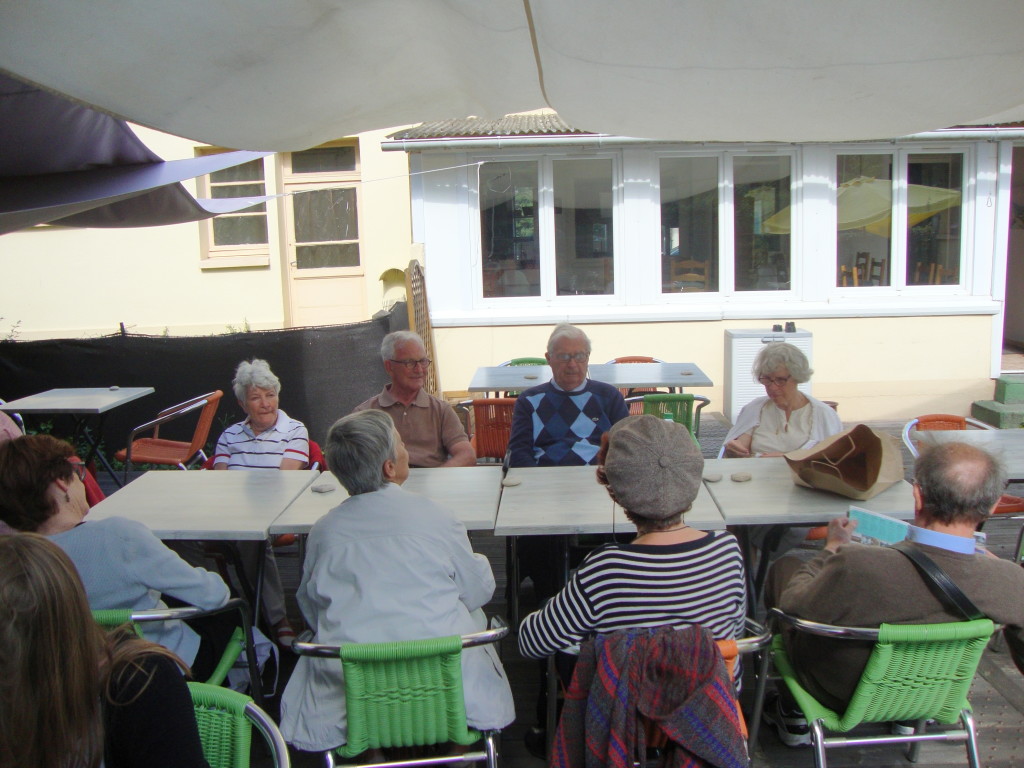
top-left (433, 315), bottom-right (996, 423)
top-left (0, 125), bottom-right (412, 340)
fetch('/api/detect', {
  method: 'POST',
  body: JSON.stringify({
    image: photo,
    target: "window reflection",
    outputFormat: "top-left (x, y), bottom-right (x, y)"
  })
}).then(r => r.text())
top-left (836, 155), bottom-right (894, 287)
top-left (553, 159), bottom-right (614, 296)
top-left (660, 157), bottom-right (718, 293)
top-left (480, 161), bottom-right (540, 298)
top-left (734, 157), bottom-right (791, 291)
top-left (906, 153), bottom-right (962, 286)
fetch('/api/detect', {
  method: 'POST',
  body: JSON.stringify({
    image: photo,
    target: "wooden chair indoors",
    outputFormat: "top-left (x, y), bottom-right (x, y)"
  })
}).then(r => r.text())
top-left (669, 259), bottom-right (707, 292)
top-left (114, 390), bottom-right (223, 482)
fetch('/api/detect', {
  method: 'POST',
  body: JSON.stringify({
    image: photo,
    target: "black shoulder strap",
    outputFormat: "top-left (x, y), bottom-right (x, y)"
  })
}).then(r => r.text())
top-left (891, 541), bottom-right (985, 621)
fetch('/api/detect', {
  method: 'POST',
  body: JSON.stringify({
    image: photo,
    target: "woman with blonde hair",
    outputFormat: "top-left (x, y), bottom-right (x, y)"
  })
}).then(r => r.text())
top-left (0, 533), bottom-right (209, 768)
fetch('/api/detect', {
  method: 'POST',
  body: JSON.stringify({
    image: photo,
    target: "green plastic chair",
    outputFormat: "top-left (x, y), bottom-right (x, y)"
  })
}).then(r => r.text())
top-left (767, 608), bottom-right (994, 768)
top-left (292, 619), bottom-right (509, 768)
top-left (92, 597), bottom-right (264, 706)
top-left (188, 682), bottom-right (290, 768)
top-left (636, 393), bottom-right (710, 438)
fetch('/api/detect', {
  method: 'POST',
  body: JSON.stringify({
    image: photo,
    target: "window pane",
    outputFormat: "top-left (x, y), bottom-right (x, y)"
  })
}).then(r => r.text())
top-left (734, 156), bottom-right (791, 291)
top-left (905, 153), bottom-right (962, 286)
top-left (836, 155), bottom-right (893, 287)
top-left (213, 215), bottom-right (268, 246)
top-left (553, 158), bottom-right (614, 296)
top-left (210, 159), bottom-right (265, 183)
top-left (480, 161), bottom-right (540, 298)
top-left (293, 188), bottom-right (358, 243)
top-left (660, 157), bottom-right (718, 293)
top-left (296, 243), bottom-right (360, 268)
top-left (292, 146), bottom-right (356, 173)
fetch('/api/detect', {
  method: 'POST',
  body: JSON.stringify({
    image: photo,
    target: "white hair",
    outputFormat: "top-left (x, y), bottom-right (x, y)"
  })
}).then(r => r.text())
top-left (380, 331), bottom-right (424, 361)
top-left (325, 410), bottom-right (397, 495)
top-left (546, 324), bottom-right (591, 355)
top-left (232, 359), bottom-right (281, 402)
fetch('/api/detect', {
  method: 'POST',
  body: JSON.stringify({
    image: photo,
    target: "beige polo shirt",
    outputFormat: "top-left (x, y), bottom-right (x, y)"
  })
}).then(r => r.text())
top-left (353, 385), bottom-right (469, 467)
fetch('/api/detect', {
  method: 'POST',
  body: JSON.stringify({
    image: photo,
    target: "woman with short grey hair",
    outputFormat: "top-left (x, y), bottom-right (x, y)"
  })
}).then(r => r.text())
top-left (723, 342), bottom-right (841, 458)
top-left (281, 410), bottom-right (514, 752)
top-left (230, 358), bottom-right (281, 402)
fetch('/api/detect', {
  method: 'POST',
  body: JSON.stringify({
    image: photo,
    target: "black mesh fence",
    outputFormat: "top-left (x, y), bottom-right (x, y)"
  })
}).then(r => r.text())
top-left (0, 304), bottom-right (409, 453)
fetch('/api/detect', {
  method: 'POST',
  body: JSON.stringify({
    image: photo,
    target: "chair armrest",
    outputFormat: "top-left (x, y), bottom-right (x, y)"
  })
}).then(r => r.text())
top-left (768, 607), bottom-right (879, 641)
top-left (293, 618), bottom-right (511, 659)
top-left (737, 617), bottom-right (772, 654)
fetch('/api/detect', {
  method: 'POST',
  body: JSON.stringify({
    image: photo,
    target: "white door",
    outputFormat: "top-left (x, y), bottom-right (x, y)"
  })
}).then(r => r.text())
top-left (282, 144), bottom-right (367, 327)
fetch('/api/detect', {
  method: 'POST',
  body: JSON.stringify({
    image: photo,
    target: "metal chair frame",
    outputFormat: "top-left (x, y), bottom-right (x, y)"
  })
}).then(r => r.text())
top-left (92, 596), bottom-right (264, 707)
top-left (627, 393), bottom-right (710, 438)
top-left (293, 619), bottom-right (509, 768)
top-left (901, 414), bottom-right (995, 460)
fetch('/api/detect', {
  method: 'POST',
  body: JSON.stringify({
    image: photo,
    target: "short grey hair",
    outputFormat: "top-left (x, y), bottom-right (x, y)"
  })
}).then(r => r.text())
top-left (325, 410), bottom-right (397, 495)
top-left (381, 331), bottom-right (425, 361)
top-left (753, 343), bottom-right (812, 384)
top-left (232, 359), bottom-right (281, 402)
top-left (914, 442), bottom-right (1006, 527)
top-left (547, 324), bottom-right (591, 355)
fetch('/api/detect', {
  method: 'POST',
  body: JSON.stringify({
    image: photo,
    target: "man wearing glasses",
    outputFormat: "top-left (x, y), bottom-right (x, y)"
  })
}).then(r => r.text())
top-left (354, 331), bottom-right (475, 468)
top-left (508, 323), bottom-right (628, 469)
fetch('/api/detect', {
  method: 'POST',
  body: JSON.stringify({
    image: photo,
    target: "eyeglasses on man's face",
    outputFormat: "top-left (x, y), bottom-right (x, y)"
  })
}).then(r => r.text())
top-left (390, 358), bottom-right (432, 370)
top-left (551, 352), bottom-right (589, 363)
top-left (757, 375), bottom-right (792, 388)
top-left (67, 460), bottom-right (87, 482)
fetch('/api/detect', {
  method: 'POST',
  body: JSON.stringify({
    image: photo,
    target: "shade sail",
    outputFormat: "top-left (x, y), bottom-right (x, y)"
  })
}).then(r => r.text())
top-left (0, 74), bottom-right (272, 234)
top-left (762, 176), bottom-right (962, 236)
top-left (2, 1), bottom-right (1024, 151)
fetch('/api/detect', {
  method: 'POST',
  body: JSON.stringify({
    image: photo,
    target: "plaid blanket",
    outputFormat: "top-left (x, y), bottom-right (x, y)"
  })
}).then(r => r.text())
top-left (551, 626), bottom-right (747, 768)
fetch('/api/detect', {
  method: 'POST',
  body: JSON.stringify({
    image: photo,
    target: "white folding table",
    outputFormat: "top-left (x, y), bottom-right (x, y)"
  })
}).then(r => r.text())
top-left (270, 466), bottom-right (503, 535)
top-left (0, 386), bottom-right (154, 485)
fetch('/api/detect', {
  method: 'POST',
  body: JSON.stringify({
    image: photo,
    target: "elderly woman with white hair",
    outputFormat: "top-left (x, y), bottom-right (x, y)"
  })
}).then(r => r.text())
top-left (722, 342), bottom-right (841, 458)
top-left (280, 409), bottom-right (514, 754)
top-left (213, 358), bottom-right (309, 646)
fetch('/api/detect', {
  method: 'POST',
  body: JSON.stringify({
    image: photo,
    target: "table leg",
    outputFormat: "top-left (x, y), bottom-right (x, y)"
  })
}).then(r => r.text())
top-left (73, 413), bottom-right (124, 488)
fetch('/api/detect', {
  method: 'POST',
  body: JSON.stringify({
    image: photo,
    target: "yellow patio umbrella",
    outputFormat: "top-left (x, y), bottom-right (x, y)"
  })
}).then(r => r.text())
top-left (762, 176), bottom-right (961, 237)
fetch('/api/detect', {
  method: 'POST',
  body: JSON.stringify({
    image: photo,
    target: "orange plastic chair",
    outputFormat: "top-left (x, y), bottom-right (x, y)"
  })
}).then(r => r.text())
top-left (114, 390), bottom-right (223, 483)
top-left (469, 398), bottom-right (517, 461)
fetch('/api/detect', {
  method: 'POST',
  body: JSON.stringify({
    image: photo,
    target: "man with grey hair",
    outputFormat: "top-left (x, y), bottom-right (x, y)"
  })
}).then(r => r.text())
top-left (280, 410), bottom-right (514, 751)
top-left (508, 323), bottom-right (628, 467)
top-left (354, 330), bottom-right (475, 468)
top-left (762, 441), bottom-right (1024, 746)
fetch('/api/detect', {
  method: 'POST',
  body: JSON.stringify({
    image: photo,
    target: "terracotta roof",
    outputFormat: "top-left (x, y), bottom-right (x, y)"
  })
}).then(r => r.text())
top-left (388, 113), bottom-right (596, 140)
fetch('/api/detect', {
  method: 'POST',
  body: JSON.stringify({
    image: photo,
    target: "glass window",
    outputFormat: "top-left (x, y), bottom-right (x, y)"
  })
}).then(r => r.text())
top-left (733, 156), bottom-right (791, 291)
top-left (905, 153), bottom-right (962, 286)
top-left (208, 159), bottom-right (268, 248)
top-left (292, 187), bottom-right (360, 268)
top-left (291, 146), bottom-right (357, 174)
top-left (836, 154), bottom-right (894, 287)
top-left (553, 158), bottom-right (614, 296)
top-left (480, 161), bottom-right (540, 298)
top-left (660, 157), bottom-right (718, 293)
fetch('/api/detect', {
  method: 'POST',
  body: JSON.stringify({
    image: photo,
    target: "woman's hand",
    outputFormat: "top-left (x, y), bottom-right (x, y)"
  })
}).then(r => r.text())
top-left (723, 433), bottom-right (754, 458)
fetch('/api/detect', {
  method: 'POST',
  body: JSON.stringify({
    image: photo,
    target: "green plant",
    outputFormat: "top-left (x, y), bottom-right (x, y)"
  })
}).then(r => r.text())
top-left (224, 318), bottom-right (251, 334)
top-left (1, 317), bottom-right (22, 342)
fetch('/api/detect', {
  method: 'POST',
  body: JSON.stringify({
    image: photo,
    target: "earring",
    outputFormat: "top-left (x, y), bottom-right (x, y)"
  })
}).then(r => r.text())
top-left (65, 491), bottom-right (71, 503)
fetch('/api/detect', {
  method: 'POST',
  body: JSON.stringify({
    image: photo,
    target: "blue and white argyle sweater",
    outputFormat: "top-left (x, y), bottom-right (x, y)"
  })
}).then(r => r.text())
top-left (508, 379), bottom-right (629, 467)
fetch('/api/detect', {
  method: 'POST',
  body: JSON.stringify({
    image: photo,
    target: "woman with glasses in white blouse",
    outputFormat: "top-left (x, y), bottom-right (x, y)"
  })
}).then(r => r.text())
top-left (723, 342), bottom-right (841, 459)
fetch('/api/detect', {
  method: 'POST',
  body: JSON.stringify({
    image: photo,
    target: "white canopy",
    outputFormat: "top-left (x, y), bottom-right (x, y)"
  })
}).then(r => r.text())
top-left (2, 1), bottom-right (1024, 151)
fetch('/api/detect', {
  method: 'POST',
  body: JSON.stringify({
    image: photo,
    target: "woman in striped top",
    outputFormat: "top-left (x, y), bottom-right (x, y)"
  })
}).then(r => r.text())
top-left (518, 415), bottom-right (747, 676)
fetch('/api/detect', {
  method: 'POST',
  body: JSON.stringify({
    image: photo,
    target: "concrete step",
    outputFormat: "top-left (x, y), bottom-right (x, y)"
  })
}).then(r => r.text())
top-left (971, 400), bottom-right (1024, 429)
top-left (995, 374), bottom-right (1024, 404)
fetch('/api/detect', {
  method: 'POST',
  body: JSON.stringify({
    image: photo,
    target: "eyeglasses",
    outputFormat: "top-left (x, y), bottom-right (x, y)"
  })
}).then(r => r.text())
top-left (757, 375), bottom-right (792, 388)
top-left (552, 352), bottom-right (589, 363)
top-left (389, 358), bottom-right (432, 370)
top-left (67, 460), bottom-right (87, 482)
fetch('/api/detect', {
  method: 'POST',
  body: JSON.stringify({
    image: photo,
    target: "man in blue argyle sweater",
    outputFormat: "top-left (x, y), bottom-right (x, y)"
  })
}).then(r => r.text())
top-left (508, 324), bottom-right (628, 468)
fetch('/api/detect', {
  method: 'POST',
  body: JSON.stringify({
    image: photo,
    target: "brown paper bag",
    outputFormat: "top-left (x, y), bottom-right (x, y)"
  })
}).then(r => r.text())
top-left (783, 423), bottom-right (904, 500)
